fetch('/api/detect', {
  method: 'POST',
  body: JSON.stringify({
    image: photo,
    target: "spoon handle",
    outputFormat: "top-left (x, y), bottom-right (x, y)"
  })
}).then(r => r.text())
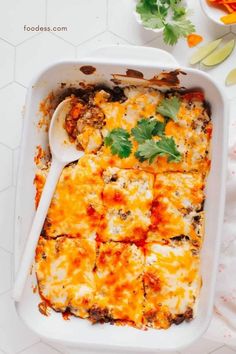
top-left (13, 158), bottom-right (65, 302)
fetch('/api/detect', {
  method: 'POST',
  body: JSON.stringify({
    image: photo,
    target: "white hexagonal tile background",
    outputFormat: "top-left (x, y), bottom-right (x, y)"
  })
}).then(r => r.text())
top-left (0, 0), bottom-right (46, 45)
top-left (0, 0), bottom-right (236, 353)
top-left (108, 0), bottom-right (159, 45)
top-left (0, 144), bottom-right (12, 191)
top-left (0, 249), bottom-right (12, 294)
top-left (0, 187), bottom-right (15, 253)
top-left (47, 0), bottom-right (107, 46)
top-left (77, 31), bottom-right (129, 58)
top-left (15, 33), bottom-right (75, 87)
top-left (0, 83), bottom-right (26, 149)
top-left (0, 40), bottom-right (14, 88)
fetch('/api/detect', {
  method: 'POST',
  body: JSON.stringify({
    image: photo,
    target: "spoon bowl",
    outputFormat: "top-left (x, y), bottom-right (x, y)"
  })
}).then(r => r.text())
top-left (49, 98), bottom-right (84, 163)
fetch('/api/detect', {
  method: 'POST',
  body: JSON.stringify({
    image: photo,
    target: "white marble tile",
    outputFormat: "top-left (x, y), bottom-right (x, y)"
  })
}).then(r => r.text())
top-left (181, 337), bottom-right (223, 354)
top-left (0, 327), bottom-right (13, 353)
top-left (15, 33), bottom-right (75, 87)
top-left (0, 187), bottom-right (15, 253)
top-left (0, 40), bottom-right (14, 88)
top-left (0, 292), bottom-right (39, 353)
top-left (0, 248), bottom-right (12, 294)
top-left (212, 345), bottom-right (236, 354)
top-left (108, 0), bottom-right (159, 45)
top-left (20, 342), bottom-right (62, 354)
top-left (0, 83), bottom-right (26, 149)
top-left (13, 148), bottom-right (20, 187)
top-left (77, 31), bottom-right (129, 58)
top-left (0, 144), bottom-right (12, 191)
top-left (47, 0), bottom-right (107, 46)
top-left (0, 0), bottom-right (46, 45)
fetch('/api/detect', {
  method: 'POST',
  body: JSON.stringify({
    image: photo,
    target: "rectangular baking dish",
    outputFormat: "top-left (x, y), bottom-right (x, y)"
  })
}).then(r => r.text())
top-left (14, 46), bottom-right (227, 352)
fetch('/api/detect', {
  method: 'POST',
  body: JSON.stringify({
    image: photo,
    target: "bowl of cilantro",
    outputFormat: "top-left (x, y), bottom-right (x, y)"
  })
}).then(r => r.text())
top-left (134, 0), bottom-right (195, 46)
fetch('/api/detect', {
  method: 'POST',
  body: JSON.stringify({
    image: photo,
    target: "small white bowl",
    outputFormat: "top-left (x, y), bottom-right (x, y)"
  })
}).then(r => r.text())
top-left (133, 7), bottom-right (164, 34)
top-left (200, 0), bottom-right (231, 26)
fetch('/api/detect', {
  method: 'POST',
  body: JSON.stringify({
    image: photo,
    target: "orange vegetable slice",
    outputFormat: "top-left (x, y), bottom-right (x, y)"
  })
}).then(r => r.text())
top-left (221, 11), bottom-right (236, 24)
top-left (187, 34), bottom-right (203, 48)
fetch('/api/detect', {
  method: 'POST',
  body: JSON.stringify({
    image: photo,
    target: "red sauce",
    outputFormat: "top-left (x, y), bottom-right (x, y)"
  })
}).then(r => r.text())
top-left (183, 91), bottom-right (205, 102)
top-left (80, 65), bottom-right (96, 75)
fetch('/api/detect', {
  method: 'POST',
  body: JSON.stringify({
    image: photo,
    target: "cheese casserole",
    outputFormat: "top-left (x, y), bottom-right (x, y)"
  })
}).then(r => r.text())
top-left (35, 85), bottom-right (211, 329)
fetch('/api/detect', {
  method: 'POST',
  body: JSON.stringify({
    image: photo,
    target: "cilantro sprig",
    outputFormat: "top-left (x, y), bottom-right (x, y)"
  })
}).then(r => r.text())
top-left (104, 113), bottom-right (181, 164)
top-left (136, 0), bottom-right (195, 46)
top-left (104, 128), bottom-right (132, 158)
top-left (131, 118), bottom-right (165, 143)
top-left (157, 96), bottom-right (181, 121)
top-left (135, 137), bottom-right (181, 163)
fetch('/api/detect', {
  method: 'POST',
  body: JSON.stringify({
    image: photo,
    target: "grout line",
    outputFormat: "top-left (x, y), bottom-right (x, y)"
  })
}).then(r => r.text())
top-left (41, 340), bottom-right (65, 354)
top-left (0, 244), bottom-right (13, 256)
top-left (13, 46), bottom-right (17, 82)
top-left (16, 340), bottom-right (41, 354)
top-left (14, 81), bottom-right (27, 89)
top-left (108, 29), bottom-right (134, 45)
top-left (77, 29), bottom-right (108, 46)
top-left (0, 81), bottom-right (14, 91)
top-left (15, 32), bottom-right (42, 47)
top-left (0, 36), bottom-right (16, 47)
top-left (49, 31), bottom-right (76, 47)
top-left (209, 344), bottom-right (227, 354)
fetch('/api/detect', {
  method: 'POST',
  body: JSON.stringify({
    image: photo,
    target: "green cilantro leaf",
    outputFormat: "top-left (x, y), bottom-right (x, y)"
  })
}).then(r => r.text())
top-left (163, 19), bottom-right (195, 46)
top-left (104, 128), bottom-right (132, 158)
top-left (136, 0), bottom-right (195, 45)
top-left (135, 137), bottom-right (182, 164)
top-left (131, 118), bottom-right (165, 143)
top-left (157, 96), bottom-right (181, 121)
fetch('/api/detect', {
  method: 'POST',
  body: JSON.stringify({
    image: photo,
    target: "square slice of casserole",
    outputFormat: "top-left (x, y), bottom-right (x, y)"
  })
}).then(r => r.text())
top-left (147, 172), bottom-right (205, 247)
top-left (90, 242), bottom-right (144, 328)
top-left (98, 167), bottom-right (154, 242)
top-left (42, 155), bottom-right (104, 238)
top-left (35, 236), bottom-right (96, 318)
top-left (143, 240), bottom-right (201, 329)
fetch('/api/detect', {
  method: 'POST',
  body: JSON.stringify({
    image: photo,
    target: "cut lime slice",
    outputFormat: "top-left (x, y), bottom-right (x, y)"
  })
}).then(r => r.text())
top-left (202, 39), bottom-right (235, 67)
top-left (190, 39), bottom-right (222, 65)
top-left (226, 68), bottom-right (236, 86)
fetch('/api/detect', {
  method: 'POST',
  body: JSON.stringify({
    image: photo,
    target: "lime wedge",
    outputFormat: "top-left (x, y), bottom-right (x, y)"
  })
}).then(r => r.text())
top-left (226, 68), bottom-right (236, 86)
top-left (202, 39), bottom-right (235, 67)
top-left (190, 39), bottom-right (222, 65)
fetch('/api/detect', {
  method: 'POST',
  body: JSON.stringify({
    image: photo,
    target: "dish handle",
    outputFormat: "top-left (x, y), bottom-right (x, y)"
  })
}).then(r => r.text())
top-left (82, 45), bottom-right (178, 67)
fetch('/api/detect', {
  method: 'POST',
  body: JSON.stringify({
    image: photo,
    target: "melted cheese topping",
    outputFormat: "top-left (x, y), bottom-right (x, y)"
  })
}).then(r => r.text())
top-left (43, 155), bottom-right (104, 238)
top-left (144, 241), bottom-right (200, 329)
top-left (98, 167), bottom-right (154, 242)
top-left (93, 242), bottom-right (144, 327)
top-left (35, 86), bottom-right (211, 330)
top-left (36, 236), bottom-right (96, 318)
top-left (148, 173), bottom-right (205, 247)
top-left (95, 88), bottom-right (212, 174)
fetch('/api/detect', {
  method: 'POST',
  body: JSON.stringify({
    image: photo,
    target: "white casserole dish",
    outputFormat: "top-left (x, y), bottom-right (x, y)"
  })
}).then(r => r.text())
top-left (14, 46), bottom-right (227, 352)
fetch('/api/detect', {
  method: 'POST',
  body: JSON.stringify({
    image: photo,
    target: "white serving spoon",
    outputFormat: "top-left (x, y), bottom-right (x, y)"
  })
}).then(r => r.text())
top-left (13, 98), bottom-right (84, 302)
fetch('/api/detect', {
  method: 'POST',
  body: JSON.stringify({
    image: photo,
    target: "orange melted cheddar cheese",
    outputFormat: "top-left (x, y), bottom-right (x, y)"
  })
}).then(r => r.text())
top-left (98, 167), bottom-right (154, 242)
top-left (35, 84), bottom-right (212, 330)
top-left (148, 173), bottom-right (205, 247)
top-left (91, 242), bottom-right (144, 327)
top-left (42, 154), bottom-right (104, 238)
top-left (95, 87), bottom-right (212, 173)
top-left (35, 236), bottom-right (96, 318)
top-left (143, 240), bottom-right (200, 329)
